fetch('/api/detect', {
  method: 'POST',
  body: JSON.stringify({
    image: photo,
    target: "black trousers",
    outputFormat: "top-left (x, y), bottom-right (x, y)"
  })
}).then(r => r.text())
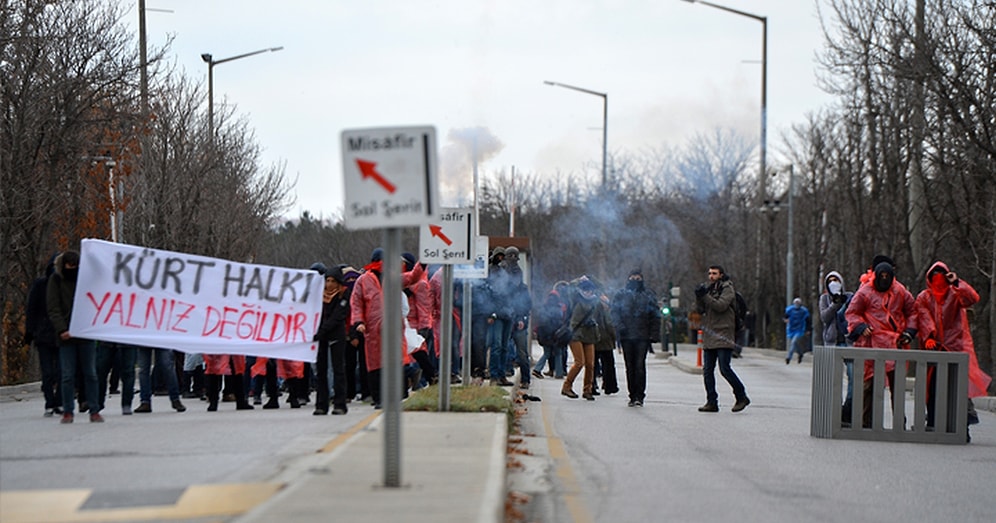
top-left (621, 339), bottom-right (649, 402)
top-left (594, 349), bottom-right (619, 393)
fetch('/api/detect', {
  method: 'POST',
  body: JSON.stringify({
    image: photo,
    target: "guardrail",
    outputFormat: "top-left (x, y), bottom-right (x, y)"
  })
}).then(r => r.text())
top-left (811, 346), bottom-right (968, 444)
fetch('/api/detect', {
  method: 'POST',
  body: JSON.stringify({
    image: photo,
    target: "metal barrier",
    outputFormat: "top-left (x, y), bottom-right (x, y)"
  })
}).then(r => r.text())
top-left (811, 346), bottom-right (969, 444)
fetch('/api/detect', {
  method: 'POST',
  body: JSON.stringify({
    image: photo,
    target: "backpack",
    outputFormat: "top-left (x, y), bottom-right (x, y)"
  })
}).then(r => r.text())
top-left (732, 291), bottom-right (747, 336)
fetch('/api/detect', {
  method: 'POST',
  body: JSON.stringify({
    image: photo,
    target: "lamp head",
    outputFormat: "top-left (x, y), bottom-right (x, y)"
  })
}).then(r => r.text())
top-left (200, 53), bottom-right (212, 63)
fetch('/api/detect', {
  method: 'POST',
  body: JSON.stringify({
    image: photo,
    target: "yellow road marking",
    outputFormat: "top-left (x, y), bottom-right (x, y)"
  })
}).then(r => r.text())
top-left (541, 401), bottom-right (594, 523)
top-left (318, 409), bottom-right (381, 453)
top-left (0, 483), bottom-right (283, 523)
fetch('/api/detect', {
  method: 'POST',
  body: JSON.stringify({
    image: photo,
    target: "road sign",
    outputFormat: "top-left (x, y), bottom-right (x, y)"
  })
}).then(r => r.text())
top-left (419, 208), bottom-right (473, 264)
top-left (453, 236), bottom-right (489, 279)
top-left (341, 126), bottom-right (439, 230)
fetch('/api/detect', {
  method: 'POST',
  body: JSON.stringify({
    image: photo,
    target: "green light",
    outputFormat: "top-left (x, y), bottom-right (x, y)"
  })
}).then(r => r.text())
top-left (661, 306), bottom-right (670, 315)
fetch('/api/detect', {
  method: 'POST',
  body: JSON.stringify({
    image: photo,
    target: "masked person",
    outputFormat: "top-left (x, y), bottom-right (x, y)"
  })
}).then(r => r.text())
top-left (914, 261), bottom-right (990, 442)
top-left (846, 259), bottom-right (916, 428)
top-left (819, 271), bottom-right (854, 424)
top-left (611, 269), bottom-right (661, 407)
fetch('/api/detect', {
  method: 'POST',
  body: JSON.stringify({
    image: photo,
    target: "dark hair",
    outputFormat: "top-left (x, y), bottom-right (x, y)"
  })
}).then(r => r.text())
top-left (708, 264), bottom-right (725, 275)
top-left (61, 250), bottom-right (80, 266)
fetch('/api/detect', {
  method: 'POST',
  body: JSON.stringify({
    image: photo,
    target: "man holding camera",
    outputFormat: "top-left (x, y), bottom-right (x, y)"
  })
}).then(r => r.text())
top-left (694, 265), bottom-right (750, 413)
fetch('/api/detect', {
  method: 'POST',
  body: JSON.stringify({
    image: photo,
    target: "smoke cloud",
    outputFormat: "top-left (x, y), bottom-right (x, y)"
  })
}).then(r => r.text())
top-left (439, 126), bottom-right (504, 206)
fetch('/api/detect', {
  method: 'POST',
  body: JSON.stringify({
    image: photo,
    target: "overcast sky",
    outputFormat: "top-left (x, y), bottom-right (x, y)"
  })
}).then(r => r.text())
top-left (131, 0), bottom-right (835, 219)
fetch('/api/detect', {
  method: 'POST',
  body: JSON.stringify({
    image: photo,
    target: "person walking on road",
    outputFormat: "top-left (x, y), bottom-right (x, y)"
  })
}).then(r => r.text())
top-left (914, 261), bottom-right (991, 441)
top-left (611, 269), bottom-right (661, 407)
top-left (694, 265), bottom-right (750, 413)
top-left (562, 278), bottom-right (608, 401)
top-left (26, 254), bottom-right (61, 417)
top-left (534, 282), bottom-right (571, 380)
top-left (784, 298), bottom-right (810, 364)
top-left (819, 271), bottom-right (854, 424)
top-left (47, 250), bottom-right (103, 423)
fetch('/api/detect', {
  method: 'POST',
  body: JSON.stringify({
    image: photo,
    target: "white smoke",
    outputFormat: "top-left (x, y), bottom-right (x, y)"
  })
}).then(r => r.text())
top-left (439, 126), bottom-right (504, 206)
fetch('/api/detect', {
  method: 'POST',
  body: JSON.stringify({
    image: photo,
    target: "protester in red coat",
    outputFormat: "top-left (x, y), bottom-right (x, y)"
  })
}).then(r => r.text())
top-left (914, 261), bottom-right (991, 439)
top-left (845, 260), bottom-right (916, 428)
top-left (350, 249), bottom-right (424, 408)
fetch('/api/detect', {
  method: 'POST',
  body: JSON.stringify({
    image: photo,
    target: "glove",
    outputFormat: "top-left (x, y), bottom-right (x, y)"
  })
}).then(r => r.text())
top-left (831, 293), bottom-right (845, 305)
top-left (847, 323), bottom-right (867, 342)
top-left (924, 338), bottom-right (937, 350)
top-left (896, 329), bottom-right (914, 348)
top-left (694, 284), bottom-right (708, 298)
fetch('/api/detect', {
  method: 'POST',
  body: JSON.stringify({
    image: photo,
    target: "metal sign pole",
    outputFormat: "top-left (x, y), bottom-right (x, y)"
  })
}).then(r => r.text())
top-left (438, 264), bottom-right (454, 411)
top-left (382, 228), bottom-right (403, 487)
top-left (462, 280), bottom-right (472, 384)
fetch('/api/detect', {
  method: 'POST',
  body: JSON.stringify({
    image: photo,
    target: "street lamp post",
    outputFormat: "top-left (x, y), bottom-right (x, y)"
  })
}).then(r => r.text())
top-left (681, 0), bottom-right (768, 345)
top-left (543, 80), bottom-right (608, 190)
top-left (201, 46), bottom-right (283, 139)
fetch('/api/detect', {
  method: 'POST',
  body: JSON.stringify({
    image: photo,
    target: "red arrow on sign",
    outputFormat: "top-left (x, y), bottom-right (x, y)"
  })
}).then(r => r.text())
top-left (355, 159), bottom-right (396, 194)
top-left (429, 225), bottom-right (452, 246)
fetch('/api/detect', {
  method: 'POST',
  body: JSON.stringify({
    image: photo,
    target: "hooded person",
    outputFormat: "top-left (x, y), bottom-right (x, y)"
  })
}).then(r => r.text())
top-left (611, 268), bottom-right (661, 406)
top-left (26, 253), bottom-right (62, 416)
top-left (562, 277), bottom-right (610, 400)
top-left (914, 261), bottom-right (990, 438)
top-left (402, 252), bottom-right (436, 387)
top-left (845, 260), bottom-right (916, 428)
top-left (819, 270), bottom-right (855, 422)
top-left (784, 297), bottom-right (810, 364)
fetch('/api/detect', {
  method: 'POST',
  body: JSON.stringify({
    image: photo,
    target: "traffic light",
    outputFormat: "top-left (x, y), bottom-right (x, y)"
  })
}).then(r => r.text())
top-left (661, 305), bottom-right (671, 316)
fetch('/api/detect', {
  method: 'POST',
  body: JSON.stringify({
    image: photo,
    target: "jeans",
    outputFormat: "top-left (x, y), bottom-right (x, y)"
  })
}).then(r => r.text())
top-left (786, 333), bottom-right (805, 362)
top-left (487, 318), bottom-right (511, 379)
top-left (137, 348), bottom-right (181, 403)
top-left (470, 315), bottom-right (490, 378)
top-left (60, 339), bottom-right (99, 415)
top-left (702, 348), bottom-right (747, 406)
top-left (621, 339), bottom-right (649, 402)
top-left (97, 343), bottom-right (136, 411)
top-left (511, 327), bottom-right (530, 386)
top-left (534, 344), bottom-right (565, 378)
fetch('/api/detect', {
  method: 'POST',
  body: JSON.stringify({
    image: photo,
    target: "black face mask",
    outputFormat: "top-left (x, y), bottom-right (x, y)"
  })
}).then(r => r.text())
top-left (63, 268), bottom-right (78, 282)
top-left (873, 270), bottom-right (893, 292)
top-left (626, 280), bottom-right (643, 292)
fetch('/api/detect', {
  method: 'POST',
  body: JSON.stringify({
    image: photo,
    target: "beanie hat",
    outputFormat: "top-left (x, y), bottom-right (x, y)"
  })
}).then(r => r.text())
top-left (370, 248), bottom-right (384, 262)
top-left (326, 264), bottom-right (345, 284)
top-left (871, 255), bottom-right (895, 270)
top-left (873, 262), bottom-right (895, 292)
top-left (401, 252), bottom-right (417, 272)
top-left (490, 246), bottom-right (505, 258)
top-left (309, 262), bottom-right (327, 275)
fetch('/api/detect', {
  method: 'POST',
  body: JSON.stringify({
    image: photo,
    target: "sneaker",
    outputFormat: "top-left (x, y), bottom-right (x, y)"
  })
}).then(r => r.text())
top-left (543, 370), bottom-right (554, 377)
top-left (732, 398), bottom-right (751, 412)
top-left (253, 396), bottom-right (262, 405)
top-left (134, 402), bottom-right (152, 413)
top-left (331, 406), bottom-right (348, 415)
top-left (171, 399), bottom-right (187, 412)
top-left (122, 405), bottom-right (132, 415)
top-left (635, 400), bottom-right (644, 407)
top-left (698, 403), bottom-right (719, 413)
top-left (53, 407), bottom-right (63, 414)
top-left (89, 412), bottom-right (105, 423)
top-left (531, 369), bottom-right (544, 380)
top-left (628, 400), bottom-right (638, 407)
top-left (263, 399), bottom-right (279, 409)
top-left (520, 382), bottom-right (529, 391)
top-left (60, 413), bottom-right (74, 424)
top-left (450, 374), bottom-right (463, 384)
top-left (497, 377), bottom-right (513, 387)
top-left (44, 409), bottom-right (55, 418)
top-left (313, 407), bottom-right (328, 416)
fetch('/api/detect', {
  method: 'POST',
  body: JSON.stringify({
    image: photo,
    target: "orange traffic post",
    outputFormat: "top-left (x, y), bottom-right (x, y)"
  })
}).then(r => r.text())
top-left (696, 329), bottom-right (703, 367)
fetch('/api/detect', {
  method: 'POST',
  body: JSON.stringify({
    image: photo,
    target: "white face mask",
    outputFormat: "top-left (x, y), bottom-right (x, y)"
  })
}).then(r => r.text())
top-left (828, 281), bottom-right (842, 295)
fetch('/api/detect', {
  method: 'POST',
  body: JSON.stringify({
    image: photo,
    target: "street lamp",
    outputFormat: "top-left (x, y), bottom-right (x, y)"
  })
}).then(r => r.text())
top-left (201, 46), bottom-right (283, 139)
top-left (543, 80), bottom-right (608, 190)
top-left (681, 0), bottom-right (768, 345)
top-left (680, 0), bottom-right (767, 201)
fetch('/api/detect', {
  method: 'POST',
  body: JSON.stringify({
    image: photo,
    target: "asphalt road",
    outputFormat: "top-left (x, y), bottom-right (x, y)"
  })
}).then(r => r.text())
top-left (510, 347), bottom-right (996, 523)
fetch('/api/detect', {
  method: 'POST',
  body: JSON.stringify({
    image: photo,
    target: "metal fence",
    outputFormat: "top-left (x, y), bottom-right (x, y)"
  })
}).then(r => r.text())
top-left (811, 345), bottom-right (969, 444)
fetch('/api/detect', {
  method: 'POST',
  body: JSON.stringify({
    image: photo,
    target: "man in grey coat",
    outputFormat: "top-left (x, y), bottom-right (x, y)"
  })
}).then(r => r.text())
top-left (694, 265), bottom-right (750, 413)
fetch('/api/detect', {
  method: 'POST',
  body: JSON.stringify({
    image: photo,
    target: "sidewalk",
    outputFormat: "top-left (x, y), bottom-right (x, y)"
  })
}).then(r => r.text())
top-left (656, 342), bottom-right (996, 413)
top-left (234, 408), bottom-right (508, 523)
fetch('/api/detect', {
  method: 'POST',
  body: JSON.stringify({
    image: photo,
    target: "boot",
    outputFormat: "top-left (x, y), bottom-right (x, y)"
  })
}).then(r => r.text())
top-left (232, 374), bottom-right (254, 410)
top-left (288, 378), bottom-right (302, 408)
top-left (206, 374), bottom-right (220, 412)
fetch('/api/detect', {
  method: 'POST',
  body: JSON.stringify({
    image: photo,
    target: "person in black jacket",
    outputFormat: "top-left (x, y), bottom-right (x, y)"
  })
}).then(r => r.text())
top-left (611, 269), bottom-right (661, 407)
top-left (314, 264), bottom-right (353, 415)
top-left (25, 254), bottom-right (61, 417)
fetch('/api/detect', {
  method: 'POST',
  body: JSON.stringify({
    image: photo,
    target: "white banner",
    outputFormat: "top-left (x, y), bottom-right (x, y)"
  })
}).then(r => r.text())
top-left (69, 239), bottom-right (324, 362)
